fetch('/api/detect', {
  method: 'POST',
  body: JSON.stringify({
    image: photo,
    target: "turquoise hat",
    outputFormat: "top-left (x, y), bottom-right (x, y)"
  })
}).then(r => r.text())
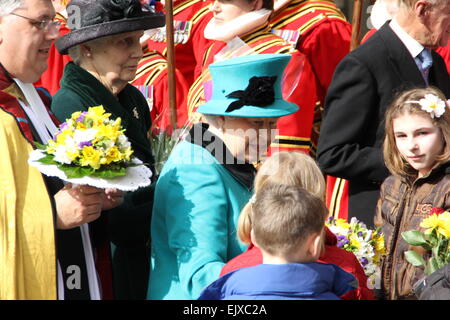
top-left (197, 54), bottom-right (299, 118)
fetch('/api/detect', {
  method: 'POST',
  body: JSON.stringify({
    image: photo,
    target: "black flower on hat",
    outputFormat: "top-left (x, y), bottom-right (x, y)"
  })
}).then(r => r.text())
top-left (78, 0), bottom-right (143, 28)
top-left (225, 76), bottom-right (277, 113)
top-left (110, 0), bottom-right (142, 19)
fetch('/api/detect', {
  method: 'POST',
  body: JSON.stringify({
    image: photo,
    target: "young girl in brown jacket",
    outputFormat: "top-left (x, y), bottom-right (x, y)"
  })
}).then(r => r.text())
top-left (375, 87), bottom-right (450, 300)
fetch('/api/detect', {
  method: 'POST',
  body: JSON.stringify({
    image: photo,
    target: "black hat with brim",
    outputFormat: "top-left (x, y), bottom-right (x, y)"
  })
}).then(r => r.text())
top-left (56, 0), bottom-right (165, 55)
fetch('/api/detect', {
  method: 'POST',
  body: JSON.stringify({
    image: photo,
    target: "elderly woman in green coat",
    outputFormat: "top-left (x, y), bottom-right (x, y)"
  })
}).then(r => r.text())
top-left (148, 54), bottom-right (299, 300)
top-left (50, 0), bottom-right (164, 299)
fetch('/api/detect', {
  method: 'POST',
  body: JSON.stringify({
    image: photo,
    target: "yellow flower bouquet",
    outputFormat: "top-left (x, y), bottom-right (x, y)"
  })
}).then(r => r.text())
top-left (28, 106), bottom-right (152, 191)
top-left (402, 208), bottom-right (450, 275)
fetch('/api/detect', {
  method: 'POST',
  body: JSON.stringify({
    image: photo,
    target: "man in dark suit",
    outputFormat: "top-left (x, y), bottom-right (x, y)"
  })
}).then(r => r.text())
top-left (317, 0), bottom-right (450, 227)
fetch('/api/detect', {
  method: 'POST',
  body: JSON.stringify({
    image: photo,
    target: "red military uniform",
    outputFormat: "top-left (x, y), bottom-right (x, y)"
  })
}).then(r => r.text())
top-left (132, 51), bottom-right (190, 132)
top-left (145, 0), bottom-right (213, 85)
top-left (34, 13), bottom-right (71, 96)
top-left (361, 28), bottom-right (377, 44)
top-left (187, 23), bottom-right (318, 153)
top-left (270, 0), bottom-right (351, 155)
top-left (325, 175), bottom-right (349, 220)
top-left (270, 0), bottom-right (351, 103)
top-left (436, 43), bottom-right (450, 74)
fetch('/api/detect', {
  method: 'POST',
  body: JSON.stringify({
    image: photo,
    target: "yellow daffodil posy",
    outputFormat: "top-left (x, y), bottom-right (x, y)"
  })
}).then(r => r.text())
top-left (44, 104), bottom-right (134, 174)
top-left (420, 211), bottom-right (450, 238)
top-left (349, 234), bottom-right (362, 249)
top-left (335, 219), bottom-right (351, 230)
top-left (80, 146), bottom-right (102, 169)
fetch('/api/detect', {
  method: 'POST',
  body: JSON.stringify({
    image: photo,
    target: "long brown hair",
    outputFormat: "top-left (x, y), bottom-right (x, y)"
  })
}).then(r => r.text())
top-left (383, 87), bottom-right (450, 177)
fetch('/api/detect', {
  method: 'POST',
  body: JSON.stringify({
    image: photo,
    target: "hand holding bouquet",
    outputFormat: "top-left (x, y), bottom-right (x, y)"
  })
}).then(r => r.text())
top-left (29, 105), bottom-right (152, 191)
top-left (326, 217), bottom-right (386, 289)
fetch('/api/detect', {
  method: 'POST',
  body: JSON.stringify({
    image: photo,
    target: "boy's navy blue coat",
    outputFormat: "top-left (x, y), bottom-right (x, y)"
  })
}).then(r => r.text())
top-left (198, 262), bottom-right (357, 300)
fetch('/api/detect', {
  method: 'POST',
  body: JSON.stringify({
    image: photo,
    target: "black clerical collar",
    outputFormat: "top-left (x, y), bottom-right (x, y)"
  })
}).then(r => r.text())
top-left (185, 123), bottom-right (256, 190)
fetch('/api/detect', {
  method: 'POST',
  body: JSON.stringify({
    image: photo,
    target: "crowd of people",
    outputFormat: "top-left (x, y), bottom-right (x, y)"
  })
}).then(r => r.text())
top-left (0, 0), bottom-right (449, 300)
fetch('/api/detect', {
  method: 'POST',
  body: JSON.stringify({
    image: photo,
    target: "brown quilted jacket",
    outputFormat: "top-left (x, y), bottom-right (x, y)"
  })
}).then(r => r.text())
top-left (374, 162), bottom-right (450, 300)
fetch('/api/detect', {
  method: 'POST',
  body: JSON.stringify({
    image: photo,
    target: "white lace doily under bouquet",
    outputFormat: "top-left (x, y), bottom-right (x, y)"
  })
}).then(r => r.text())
top-left (28, 105), bottom-right (152, 191)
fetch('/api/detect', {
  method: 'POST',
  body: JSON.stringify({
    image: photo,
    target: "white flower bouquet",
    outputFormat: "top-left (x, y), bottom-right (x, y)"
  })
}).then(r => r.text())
top-left (326, 217), bottom-right (386, 289)
top-left (28, 105), bottom-right (152, 191)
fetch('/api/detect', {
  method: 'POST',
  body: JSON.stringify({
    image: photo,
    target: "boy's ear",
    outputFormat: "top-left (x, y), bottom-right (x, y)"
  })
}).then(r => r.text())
top-left (307, 231), bottom-right (324, 261)
top-left (250, 229), bottom-right (260, 249)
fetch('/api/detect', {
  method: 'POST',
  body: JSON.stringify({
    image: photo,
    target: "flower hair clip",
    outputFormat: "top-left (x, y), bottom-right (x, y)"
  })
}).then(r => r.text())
top-left (406, 94), bottom-right (448, 119)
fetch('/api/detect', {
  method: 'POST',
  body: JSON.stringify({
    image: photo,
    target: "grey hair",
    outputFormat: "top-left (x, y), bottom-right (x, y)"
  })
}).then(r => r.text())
top-left (67, 45), bottom-right (82, 65)
top-left (399, 0), bottom-right (447, 8)
top-left (0, 0), bottom-right (23, 16)
top-left (201, 114), bottom-right (223, 129)
top-left (67, 36), bottom-right (111, 65)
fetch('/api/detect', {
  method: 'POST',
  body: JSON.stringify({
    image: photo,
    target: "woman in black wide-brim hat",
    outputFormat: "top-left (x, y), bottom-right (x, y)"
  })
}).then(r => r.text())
top-left (51, 0), bottom-right (164, 300)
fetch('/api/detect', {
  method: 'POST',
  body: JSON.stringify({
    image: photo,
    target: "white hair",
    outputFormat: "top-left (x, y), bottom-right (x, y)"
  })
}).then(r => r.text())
top-left (371, 0), bottom-right (400, 29)
top-left (0, 0), bottom-right (23, 16)
top-left (67, 45), bottom-right (82, 65)
top-left (67, 36), bottom-right (110, 65)
top-left (399, 0), bottom-right (447, 8)
top-left (201, 114), bottom-right (223, 128)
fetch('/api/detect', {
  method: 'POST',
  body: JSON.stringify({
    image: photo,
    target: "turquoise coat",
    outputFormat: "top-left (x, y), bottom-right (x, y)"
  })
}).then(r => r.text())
top-left (148, 140), bottom-right (251, 300)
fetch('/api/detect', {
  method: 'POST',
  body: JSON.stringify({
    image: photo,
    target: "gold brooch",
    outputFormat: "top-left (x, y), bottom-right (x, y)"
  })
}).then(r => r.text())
top-left (132, 107), bottom-right (140, 119)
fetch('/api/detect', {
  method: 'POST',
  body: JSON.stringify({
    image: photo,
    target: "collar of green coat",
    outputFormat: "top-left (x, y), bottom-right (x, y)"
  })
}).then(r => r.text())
top-left (59, 62), bottom-right (154, 164)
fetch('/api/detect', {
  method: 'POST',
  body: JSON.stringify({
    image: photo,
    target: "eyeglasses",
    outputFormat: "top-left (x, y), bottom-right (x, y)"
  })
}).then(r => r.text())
top-left (10, 12), bottom-right (61, 32)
